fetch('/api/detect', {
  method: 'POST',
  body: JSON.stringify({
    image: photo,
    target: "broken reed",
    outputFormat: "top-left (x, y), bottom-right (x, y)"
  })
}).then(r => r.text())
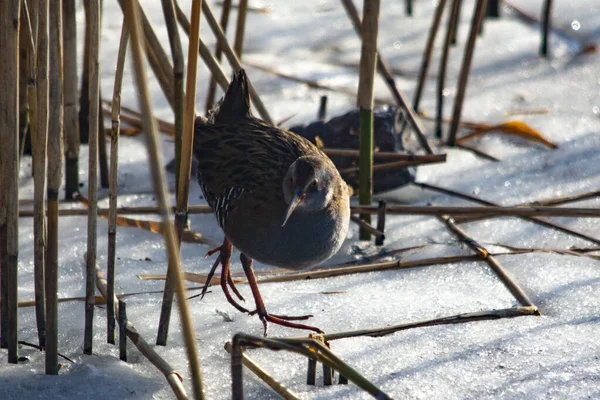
top-left (123, 0), bottom-right (205, 397)
top-left (106, 19), bottom-right (129, 345)
top-left (356, 0), bottom-right (380, 240)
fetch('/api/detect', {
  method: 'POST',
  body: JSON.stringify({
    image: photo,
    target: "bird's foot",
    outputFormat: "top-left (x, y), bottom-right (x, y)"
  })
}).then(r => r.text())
top-left (201, 239), bottom-right (248, 312)
top-left (250, 309), bottom-right (324, 336)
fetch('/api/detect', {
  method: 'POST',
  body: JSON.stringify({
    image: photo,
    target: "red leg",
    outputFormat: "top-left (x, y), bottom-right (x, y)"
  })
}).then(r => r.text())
top-left (240, 253), bottom-right (324, 336)
top-left (203, 239), bottom-right (249, 313)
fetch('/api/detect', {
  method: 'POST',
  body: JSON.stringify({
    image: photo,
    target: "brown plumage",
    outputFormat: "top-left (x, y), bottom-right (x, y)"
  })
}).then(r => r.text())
top-left (193, 69), bottom-right (350, 334)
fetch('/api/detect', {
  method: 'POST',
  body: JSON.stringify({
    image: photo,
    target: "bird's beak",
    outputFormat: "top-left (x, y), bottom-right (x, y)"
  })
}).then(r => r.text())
top-left (281, 188), bottom-right (305, 227)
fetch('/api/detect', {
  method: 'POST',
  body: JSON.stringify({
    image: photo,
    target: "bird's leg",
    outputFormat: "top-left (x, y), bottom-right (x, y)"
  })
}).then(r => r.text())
top-left (240, 253), bottom-right (324, 336)
top-left (203, 238), bottom-right (249, 313)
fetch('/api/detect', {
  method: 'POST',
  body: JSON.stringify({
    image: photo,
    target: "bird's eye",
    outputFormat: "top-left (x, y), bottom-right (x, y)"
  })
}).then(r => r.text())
top-left (311, 179), bottom-right (318, 187)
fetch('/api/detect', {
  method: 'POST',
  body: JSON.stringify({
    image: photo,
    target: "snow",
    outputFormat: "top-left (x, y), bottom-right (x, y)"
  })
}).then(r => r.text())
top-left (4, 0), bottom-right (600, 399)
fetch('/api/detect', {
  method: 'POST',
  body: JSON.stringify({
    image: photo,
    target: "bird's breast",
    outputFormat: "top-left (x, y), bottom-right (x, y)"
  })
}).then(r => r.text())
top-left (223, 203), bottom-right (349, 270)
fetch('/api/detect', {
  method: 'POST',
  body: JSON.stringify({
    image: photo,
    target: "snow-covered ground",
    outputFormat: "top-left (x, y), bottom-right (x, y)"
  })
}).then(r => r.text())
top-left (3, 0), bottom-right (600, 398)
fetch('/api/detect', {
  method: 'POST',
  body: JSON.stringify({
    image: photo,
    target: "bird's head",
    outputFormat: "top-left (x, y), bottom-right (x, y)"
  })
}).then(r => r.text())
top-left (281, 156), bottom-right (336, 226)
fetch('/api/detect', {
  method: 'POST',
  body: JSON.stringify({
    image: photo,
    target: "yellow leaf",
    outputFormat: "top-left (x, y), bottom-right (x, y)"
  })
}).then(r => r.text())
top-left (457, 120), bottom-right (558, 149)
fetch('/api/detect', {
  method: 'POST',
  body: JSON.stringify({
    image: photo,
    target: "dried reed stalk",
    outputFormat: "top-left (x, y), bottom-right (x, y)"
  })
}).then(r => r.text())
top-left (436, 0), bottom-right (461, 139)
top-left (174, 1), bottom-right (273, 124)
top-left (123, 0), bottom-right (205, 397)
top-left (78, 1), bottom-right (89, 143)
top-left (94, 264), bottom-right (189, 400)
top-left (413, 0), bottom-right (447, 113)
top-left (106, 20), bottom-right (129, 345)
top-left (534, 190), bottom-right (600, 207)
top-left (325, 149), bottom-right (445, 161)
top-left (167, 255), bottom-right (481, 286)
top-left (62, 0), bottom-right (79, 200)
top-left (540, 0), bottom-right (553, 57)
top-left (18, 13), bottom-right (29, 156)
top-left (319, 306), bottom-right (538, 341)
top-left (232, 0), bottom-right (247, 57)
top-left (455, 142), bottom-right (499, 161)
top-left (23, 203), bottom-right (600, 220)
top-left (339, 155), bottom-right (446, 176)
top-left (45, 0), bottom-right (64, 374)
top-left (18, 204), bottom-right (212, 217)
top-left (161, 0), bottom-right (185, 192)
top-left (0, 0), bottom-right (22, 363)
top-left (98, 91), bottom-right (109, 188)
top-left (224, 342), bottom-right (301, 400)
top-left (414, 182), bottom-right (600, 246)
top-left (356, 0), bottom-right (380, 240)
top-left (33, 0), bottom-right (49, 349)
top-left (350, 204), bottom-right (600, 217)
top-left (114, 0), bottom-right (175, 110)
top-left (156, 0), bottom-right (188, 347)
top-left (453, 189), bottom-right (600, 224)
top-left (350, 215), bottom-right (384, 241)
top-left (18, 286), bottom-right (204, 308)
top-left (446, 0), bottom-right (487, 146)
top-left (201, 0), bottom-right (272, 124)
top-left (340, 0), bottom-right (434, 155)
top-left (84, 0), bottom-right (100, 355)
top-left (439, 215), bottom-right (538, 309)
top-left (205, 0), bottom-right (232, 113)
top-left (102, 102), bottom-right (175, 135)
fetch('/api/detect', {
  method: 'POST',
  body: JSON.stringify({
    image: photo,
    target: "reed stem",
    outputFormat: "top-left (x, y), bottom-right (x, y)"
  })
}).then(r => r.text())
top-left (84, 0), bottom-right (100, 355)
top-left (63, 0), bottom-right (80, 200)
top-left (447, 0), bottom-right (487, 146)
top-left (106, 19), bottom-right (129, 345)
top-left (0, 0), bottom-right (22, 363)
top-left (356, 0), bottom-right (380, 240)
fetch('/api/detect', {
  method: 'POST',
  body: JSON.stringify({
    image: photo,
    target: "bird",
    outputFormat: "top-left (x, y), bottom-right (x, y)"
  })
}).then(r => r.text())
top-left (193, 69), bottom-right (350, 334)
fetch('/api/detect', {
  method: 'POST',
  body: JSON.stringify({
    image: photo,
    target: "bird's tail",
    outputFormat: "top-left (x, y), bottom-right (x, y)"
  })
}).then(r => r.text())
top-left (209, 69), bottom-right (252, 124)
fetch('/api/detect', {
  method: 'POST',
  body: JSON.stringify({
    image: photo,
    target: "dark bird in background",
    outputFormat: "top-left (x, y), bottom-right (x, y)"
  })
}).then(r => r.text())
top-left (193, 70), bottom-right (350, 334)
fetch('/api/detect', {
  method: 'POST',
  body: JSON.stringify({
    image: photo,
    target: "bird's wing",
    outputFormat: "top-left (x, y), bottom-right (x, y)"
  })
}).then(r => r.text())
top-left (193, 117), bottom-right (321, 219)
